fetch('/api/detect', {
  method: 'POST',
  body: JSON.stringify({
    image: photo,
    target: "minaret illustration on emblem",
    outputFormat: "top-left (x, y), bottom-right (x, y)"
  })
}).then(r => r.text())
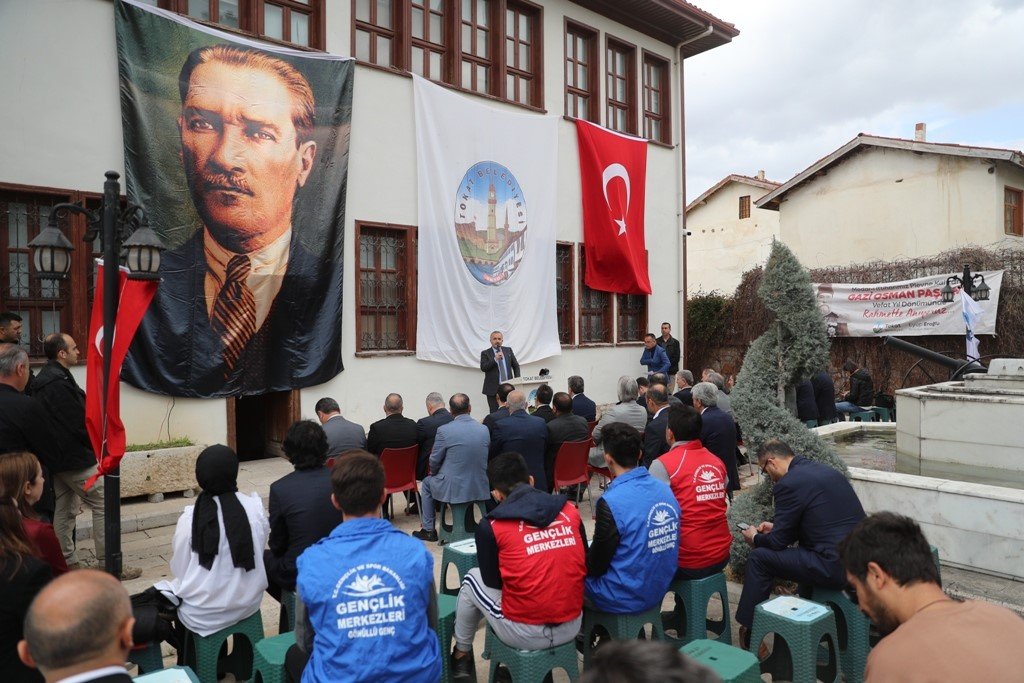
top-left (485, 180), bottom-right (499, 253)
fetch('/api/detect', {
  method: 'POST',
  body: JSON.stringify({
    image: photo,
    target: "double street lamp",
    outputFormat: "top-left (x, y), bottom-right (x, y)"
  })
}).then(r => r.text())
top-left (940, 264), bottom-right (990, 303)
top-left (28, 170), bottom-right (164, 578)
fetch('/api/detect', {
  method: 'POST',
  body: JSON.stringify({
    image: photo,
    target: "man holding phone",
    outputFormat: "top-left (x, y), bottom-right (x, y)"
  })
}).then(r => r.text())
top-left (480, 331), bottom-right (520, 414)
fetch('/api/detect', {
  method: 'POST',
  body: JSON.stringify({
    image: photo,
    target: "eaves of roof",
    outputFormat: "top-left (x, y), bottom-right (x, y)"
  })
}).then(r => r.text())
top-left (569, 0), bottom-right (739, 56)
top-left (756, 134), bottom-right (1024, 211)
top-left (686, 174), bottom-right (781, 212)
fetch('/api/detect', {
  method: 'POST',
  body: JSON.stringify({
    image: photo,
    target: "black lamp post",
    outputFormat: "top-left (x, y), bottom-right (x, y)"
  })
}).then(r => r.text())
top-left (28, 171), bottom-right (164, 578)
top-left (940, 264), bottom-right (991, 304)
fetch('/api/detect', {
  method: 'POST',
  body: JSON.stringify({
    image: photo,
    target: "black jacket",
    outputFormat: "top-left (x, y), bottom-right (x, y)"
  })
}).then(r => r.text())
top-left (673, 387), bottom-right (693, 408)
top-left (795, 380), bottom-right (818, 422)
top-left (483, 406), bottom-right (510, 435)
top-left (642, 408), bottom-right (670, 469)
top-left (700, 406), bottom-right (741, 492)
top-left (416, 409), bottom-right (453, 479)
top-left (475, 484), bottom-right (587, 589)
top-left (571, 394), bottom-right (597, 423)
top-left (0, 385), bottom-right (61, 514)
top-left (811, 371), bottom-right (837, 422)
top-left (544, 413), bottom-right (591, 491)
top-left (0, 555), bottom-right (50, 683)
top-left (532, 405), bottom-right (556, 423)
top-left (479, 346), bottom-right (520, 396)
top-left (586, 497), bottom-right (619, 578)
top-left (366, 413), bottom-right (418, 456)
top-left (657, 335), bottom-right (681, 375)
top-left (31, 361), bottom-right (95, 472)
top-left (844, 369), bottom-right (874, 407)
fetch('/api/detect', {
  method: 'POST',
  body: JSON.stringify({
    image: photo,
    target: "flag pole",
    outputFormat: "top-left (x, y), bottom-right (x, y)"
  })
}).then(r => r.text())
top-left (101, 171), bottom-right (122, 579)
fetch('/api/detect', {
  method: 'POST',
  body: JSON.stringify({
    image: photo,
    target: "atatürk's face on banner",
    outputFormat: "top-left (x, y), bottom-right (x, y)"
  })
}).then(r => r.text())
top-left (179, 60), bottom-right (316, 253)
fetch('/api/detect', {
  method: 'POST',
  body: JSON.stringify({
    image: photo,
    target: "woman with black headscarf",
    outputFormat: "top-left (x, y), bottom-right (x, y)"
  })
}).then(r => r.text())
top-left (153, 445), bottom-right (270, 637)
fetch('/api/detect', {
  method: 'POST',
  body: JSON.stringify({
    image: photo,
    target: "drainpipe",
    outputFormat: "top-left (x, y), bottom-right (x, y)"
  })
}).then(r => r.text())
top-left (674, 23), bottom-right (713, 370)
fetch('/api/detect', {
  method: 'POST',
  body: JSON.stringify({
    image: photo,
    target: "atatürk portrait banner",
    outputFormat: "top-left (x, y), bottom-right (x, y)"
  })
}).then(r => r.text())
top-left (115, 0), bottom-right (351, 398)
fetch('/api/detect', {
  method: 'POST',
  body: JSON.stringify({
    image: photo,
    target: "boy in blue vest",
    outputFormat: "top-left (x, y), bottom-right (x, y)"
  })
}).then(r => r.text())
top-left (291, 451), bottom-right (440, 683)
top-left (586, 422), bottom-right (680, 612)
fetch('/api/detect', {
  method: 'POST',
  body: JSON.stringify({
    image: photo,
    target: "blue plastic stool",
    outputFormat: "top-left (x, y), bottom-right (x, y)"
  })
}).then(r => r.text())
top-left (582, 604), bottom-right (664, 665)
top-left (809, 587), bottom-right (870, 683)
top-left (128, 641), bottom-right (164, 675)
top-left (749, 596), bottom-right (840, 683)
top-left (436, 593), bottom-right (457, 683)
top-left (438, 501), bottom-right (487, 545)
top-left (180, 610), bottom-right (265, 683)
top-left (681, 639), bottom-right (761, 683)
top-left (662, 572), bottom-right (732, 646)
top-left (482, 624), bottom-right (579, 683)
top-left (252, 631), bottom-right (296, 683)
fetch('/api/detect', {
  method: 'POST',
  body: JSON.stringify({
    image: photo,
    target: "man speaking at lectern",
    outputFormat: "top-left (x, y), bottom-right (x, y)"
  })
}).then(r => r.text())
top-left (481, 331), bottom-right (520, 414)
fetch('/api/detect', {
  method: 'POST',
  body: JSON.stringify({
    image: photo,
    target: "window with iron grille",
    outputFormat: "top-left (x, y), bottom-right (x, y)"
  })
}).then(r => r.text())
top-left (642, 52), bottom-right (670, 144)
top-left (142, 0), bottom-right (324, 49)
top-left (616, 293), bottom-right (647, 343)
top-left (356, 222), bottom-right (417, 351)
top-left (578, 248), bottom-right (612, 344)
top-left (564, 21), bottom-right (598, 121)
top-left (555, 242), bottom-right (575, 345)
top-left (605, 37), bottom-right (636, 135)
top-left (1005, 187), bottom-right (1022, 237)
top-left (739, 195), bottom-right (751, 219)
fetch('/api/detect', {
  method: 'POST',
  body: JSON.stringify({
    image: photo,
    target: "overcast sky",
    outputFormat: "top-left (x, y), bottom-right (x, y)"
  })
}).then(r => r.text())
top-left (684, 0), bottom-right (1024, 201)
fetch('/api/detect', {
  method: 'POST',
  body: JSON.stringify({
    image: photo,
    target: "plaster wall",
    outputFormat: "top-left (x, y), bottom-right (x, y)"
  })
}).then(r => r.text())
top-left (0, 0), bottom-right (687, 443)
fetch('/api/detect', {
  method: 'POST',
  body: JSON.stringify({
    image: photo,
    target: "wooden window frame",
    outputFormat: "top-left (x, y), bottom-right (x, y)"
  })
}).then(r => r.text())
top-left (151, 0), bottom-right (326, 50)
top-left (407, 0), bottom-right (450, 81)
top-left (555, 241), bottom-right (576, 347)
top-left (605, 35), bottom-right (637, 136)
top-left (577, 247), bottom-right (613, 345)
top-left (0, 182), bottom-right (104, 361)
top-left (354, 221), bottom-right (418, 355)
top-left (563, 19), bottom-right (599, 122)
top-left (641, 50), bottom-right (670, 144)
top-left (739, 195), bottom-right (751, 220)
top-left (503, 0), bottom-right (542, 107)
top-left (353, 0), bottom-right (400, 68)
top-left (615, 293), bottom-right (648, 345)
top-left (1005, 186), bottom-right (1023, 237)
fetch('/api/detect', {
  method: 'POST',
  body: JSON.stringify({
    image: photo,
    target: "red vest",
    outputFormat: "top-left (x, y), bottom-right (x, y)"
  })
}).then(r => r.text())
top-left (658, 441), bottom-right (732, 568)
top-left (489, 502), bottom-right (586, 624)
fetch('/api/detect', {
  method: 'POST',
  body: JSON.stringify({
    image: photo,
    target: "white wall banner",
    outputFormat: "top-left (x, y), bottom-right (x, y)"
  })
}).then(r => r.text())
top-left (414, 76), bottom-right (560, 367)
top-left (812, 271), bottom-right (1003, 338)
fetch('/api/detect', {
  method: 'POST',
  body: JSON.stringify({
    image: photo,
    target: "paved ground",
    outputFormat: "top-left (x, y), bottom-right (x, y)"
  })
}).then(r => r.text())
top-left (70, 456), bottom-right (1024, 680)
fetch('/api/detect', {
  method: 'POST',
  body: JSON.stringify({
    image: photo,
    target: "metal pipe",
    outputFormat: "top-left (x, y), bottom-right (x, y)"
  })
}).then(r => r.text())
top-left (101, 170), bottom-right (122, 579)
top-left (882, 336), bottom-right (986, 379)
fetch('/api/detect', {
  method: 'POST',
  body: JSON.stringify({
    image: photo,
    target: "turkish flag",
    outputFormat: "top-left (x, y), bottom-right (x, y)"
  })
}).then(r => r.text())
top-left (576, 120), bottom-right (651, 294)
top-left (84, 262), bottom-right (158, 490)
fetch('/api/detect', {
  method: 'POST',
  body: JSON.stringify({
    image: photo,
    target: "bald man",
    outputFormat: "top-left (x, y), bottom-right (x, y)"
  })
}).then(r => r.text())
top-left (19, 570), bottom-right (134, 683)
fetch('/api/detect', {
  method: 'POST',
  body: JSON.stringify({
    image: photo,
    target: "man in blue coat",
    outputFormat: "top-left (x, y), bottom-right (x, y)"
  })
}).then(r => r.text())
top-left (736, 439), bottom-right (865, 649)
top-left (640, 333), bottom-right (670, 377)
top-left (294, 452), bottom-right (440, 683)
top-left (490, 390), bottom-right (549, 491)
top-left (586, 422), bottom-right (679, 613)
top-left (413, 394), bottom-right (490, 542)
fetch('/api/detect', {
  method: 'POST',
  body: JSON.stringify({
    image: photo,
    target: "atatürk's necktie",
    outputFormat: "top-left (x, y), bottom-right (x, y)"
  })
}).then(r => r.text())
top-left (210, 254), bottom-right (256, 375)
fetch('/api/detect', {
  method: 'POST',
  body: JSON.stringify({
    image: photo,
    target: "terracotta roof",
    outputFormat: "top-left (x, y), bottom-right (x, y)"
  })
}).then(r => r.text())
top-left (755, 133), bottom-right (1024, 210)
top-left (686, 173), bottom-right (781, 212)
top-left (568, 0), bottom-right (739, 56)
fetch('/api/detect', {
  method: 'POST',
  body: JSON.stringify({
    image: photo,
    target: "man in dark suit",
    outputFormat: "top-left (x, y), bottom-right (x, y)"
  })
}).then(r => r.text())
top-left (657, 322), bottom-right (681, 392)
top-left (480, 331), bottom-right (520, 414)
top-left (641, 385), bottom-right (671, 468)
top-left (692, 381), bottom-right (740, 495)
top-left (315, 397), bottom-right (366, 456)
top-left (811, 370), bottom-right (837, 425)
top-left (0, 344), bottom-right (60, 519)
top-left (737, 439), bottom-right (865, 648)
top-left (490, 390), bottom-right (549, 491)
top-left (568, 375), bottom-right (596, 423)
top-left (19, 569), bottom-right (135, 683)
top-left (265, 421), bottom-right (344, 603)
top-left (122, 44), bottom-right (343, 398)
top-left (483, 382), bottom-right (515, 435)
top-left (531, 384), bottom-right (556, 423)
top-left (415, 392), bottom-right (453, 480)
top-left (544, 392), bottom-right (590, 491)
top-left (673, 369), bottom-right (694, 407)
top-left (366, 393), bottom-right (418, 456)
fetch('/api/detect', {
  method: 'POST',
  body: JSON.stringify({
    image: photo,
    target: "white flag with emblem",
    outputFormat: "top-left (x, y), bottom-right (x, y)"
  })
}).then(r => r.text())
top-left (962, 289), bottom-right (982, 360)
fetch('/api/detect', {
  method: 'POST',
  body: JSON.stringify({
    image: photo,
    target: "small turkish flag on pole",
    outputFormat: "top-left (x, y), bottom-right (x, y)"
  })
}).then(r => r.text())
top-left (576, 119), bottom-right (651, 295)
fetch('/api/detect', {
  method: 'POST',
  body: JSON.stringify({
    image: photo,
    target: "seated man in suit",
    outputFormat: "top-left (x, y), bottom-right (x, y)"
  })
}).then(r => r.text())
top-left (531, 384), bottom-right (556, 423)
top-left (19, 570), bottom-right (135, 683)
top-left (366, 393), bottom-right (419, 515)
top-left (415, 392), bottom-right (453, 481)
top-left (635, 376), bottom-right (650, 413)
top-left (314, 397), bottom-right (365, 456)
top-left (651, 373), bottom-right (683, 408)
top-left (480, 331), bottom-right (520, 414)
top-left (568, 375), bottom-right (597, 423)
top-left (483, 382), bottom-right (515, 435)
top-left (736, 439), bottom-right (865, 649)
top-left (264, 420), bottom-right (344, 603)
top-left (590, 376), bottom-right (648, 466)
top-left (691, 382), bottom-right (740, 497)
top-left (490, 390), bottom-right (549, 491)
top-left (641, 385), bottom-right (671, 468)
top-left (412, 394), bottom-right (490, 542)
top-left (673, 370), bottom-right (694, 407)
top-left (544, 392), bottom-right (590, 492)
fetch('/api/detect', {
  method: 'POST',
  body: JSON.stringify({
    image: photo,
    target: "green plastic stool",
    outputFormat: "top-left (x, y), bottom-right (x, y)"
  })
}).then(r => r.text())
top-left (180, 609), bottom-right (265, 683)
top-left (662, 572), bottom-right (732, 646)
top-left (681, 639), bottom-right (761, 683)
top-left (849, 411), bottom-right (876, 422)
top-left (583, 604), bottom-right (664, 665)
top-left (809, 587), bottom-right (870, 683)
top-left (482, 624), bottom-right (579, 683)
top-left (438, 501), bottom-right (487, 545)
top-left (279, 589), bottom-right (297, 633)
top-left (440, 539), bottom-right (479, 596)
top-left (870, 407), bottom-right (893, 422)
top-left (128, 641), bottom-right (164, 674)
top-left (804, 420), bottom-right (819, 428)
top-left (749, 596), bottom-right (839, 683)
top-left (436, 593), bottom-right (457, 683)
top-left (252, 631), bottom-right (296, 683)
top-left (134, 665), bottom-right (201, 682)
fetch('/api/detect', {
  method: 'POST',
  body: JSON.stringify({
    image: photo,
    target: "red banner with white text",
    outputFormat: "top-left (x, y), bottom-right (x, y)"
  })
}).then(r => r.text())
top-left (576, 120), bottom-right (651, 295)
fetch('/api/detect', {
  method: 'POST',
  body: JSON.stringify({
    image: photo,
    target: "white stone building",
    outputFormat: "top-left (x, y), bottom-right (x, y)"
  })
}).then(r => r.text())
top-left (0, 0), bottom-right (736, 455)
top-left (684, 172), bottom-right (780, 294)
